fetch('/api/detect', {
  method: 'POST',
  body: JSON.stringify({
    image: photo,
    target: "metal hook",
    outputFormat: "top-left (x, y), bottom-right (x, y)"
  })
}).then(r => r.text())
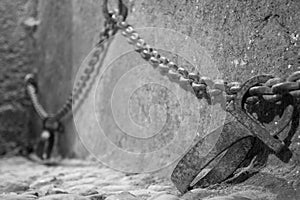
top-left (103, 0), bottom-right (128, 22)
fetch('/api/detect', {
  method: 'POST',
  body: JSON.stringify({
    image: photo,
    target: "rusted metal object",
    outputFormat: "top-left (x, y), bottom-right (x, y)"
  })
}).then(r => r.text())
top-left (191, 136), bottom-right (254, 189)
top-left (171, 121), bottom-right (255, 193)
top-left (228, 75), bottom-right (293, 160)
top-left (171, 74), bottom-right (296, 193)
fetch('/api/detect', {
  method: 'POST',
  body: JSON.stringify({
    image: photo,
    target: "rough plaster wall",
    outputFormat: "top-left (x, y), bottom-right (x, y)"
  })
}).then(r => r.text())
top-left (36, 0), bottom-right (300, 170)
top-left (0, 0), bottom-right (38, 155)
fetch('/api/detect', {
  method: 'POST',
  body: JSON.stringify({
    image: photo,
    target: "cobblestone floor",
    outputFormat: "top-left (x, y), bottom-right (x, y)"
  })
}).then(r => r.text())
top-left (0, 156), bottom-right (300, 200)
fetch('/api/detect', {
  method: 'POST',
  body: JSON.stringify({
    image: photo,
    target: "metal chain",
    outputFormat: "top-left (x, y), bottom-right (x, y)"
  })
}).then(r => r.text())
top-left (52, 22), bottom-right (117, 121)
top-left (25, 74), bottom-right (48, 120)
top-left (246, 72), bottom-right (300, 105)
top-left (111, 13), bottom-right (300, 107)
top-left (111, 14), bottom-right (241, 106)
top-left (25, 18), bottom-right (119, 122)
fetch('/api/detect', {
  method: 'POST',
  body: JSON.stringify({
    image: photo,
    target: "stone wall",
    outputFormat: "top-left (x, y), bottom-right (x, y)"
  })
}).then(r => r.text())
top-left (0, 0), bottom-right (38, 155)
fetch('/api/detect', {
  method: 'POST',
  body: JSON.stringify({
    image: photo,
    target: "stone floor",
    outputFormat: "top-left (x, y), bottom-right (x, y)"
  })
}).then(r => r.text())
top-left (0, 156), bottom-right (300, 200)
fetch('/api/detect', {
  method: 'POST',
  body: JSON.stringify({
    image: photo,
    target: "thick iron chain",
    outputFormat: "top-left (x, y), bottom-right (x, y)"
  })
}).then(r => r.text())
top-left (246, 72), bottom-right (300, 104)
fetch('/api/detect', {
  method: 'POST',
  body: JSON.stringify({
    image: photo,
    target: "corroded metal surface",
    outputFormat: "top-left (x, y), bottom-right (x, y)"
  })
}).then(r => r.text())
top-left (230, 75), bottom-right (285, 154)
top-left (191, 136), bottom-right (254, 189)
top-left (230, 75), bottom-right (294, 160)
top-left (171, 120), bottom-right (254, 193)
